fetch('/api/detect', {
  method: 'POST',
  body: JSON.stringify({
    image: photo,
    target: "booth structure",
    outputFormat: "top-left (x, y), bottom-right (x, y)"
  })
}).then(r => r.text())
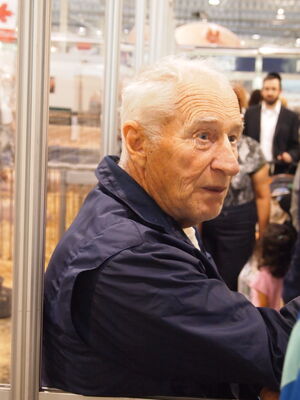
top-left (1, 1), bottom-right (300, 399)
top-left (0, 1), bottom-right (176, 399)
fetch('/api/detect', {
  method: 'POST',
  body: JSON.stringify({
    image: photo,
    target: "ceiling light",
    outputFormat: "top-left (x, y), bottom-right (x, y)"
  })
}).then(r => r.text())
top-left (208, 0), bottom-right (220, 5)
top-left (78, 26), bottom-right (86, 36)
top-left (260, 46), bottom-right (277, 55)
top-left (252, 34), bottom-right (260, 40)
top-left (276, 8), bottom-right (286, 20)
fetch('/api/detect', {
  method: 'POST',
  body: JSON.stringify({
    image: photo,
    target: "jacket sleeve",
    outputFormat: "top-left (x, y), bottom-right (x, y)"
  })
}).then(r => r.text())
top-left (287, 112), bottom-right (300, 162)
top-left (74, 241), bottom-right (300, 394)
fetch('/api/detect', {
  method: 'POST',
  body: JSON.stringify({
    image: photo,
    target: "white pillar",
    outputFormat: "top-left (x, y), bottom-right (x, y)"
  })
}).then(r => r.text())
top-left (149, 0), bottom-right (175, 63)
top-left (254, 54), bottom-right (263, 89)
top-left (59, 0), bottom-right (68, 53)
top-left (134, 0), bottom-right (147, 72)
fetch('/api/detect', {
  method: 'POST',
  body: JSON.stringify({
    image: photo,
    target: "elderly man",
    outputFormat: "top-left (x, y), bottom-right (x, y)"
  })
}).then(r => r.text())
top-left (43, 59), bottom-right (300, 399)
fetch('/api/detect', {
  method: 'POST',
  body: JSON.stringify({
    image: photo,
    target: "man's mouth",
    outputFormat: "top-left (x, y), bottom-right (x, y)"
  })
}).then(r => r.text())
top-left (202, 186), bottom-right (227, 193)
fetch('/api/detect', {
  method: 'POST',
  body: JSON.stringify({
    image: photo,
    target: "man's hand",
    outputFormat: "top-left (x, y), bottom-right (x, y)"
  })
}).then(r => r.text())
top-left (277, 152), bottom-right (292, 163)
top-left (0, 169), bottom-right (7, 182)
top-left (260, 387), bottom-right (279, 400)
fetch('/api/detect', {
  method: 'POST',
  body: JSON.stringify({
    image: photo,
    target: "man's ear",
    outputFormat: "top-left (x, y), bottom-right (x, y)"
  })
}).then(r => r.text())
top-left (122, 121), bottom-right (147, 168)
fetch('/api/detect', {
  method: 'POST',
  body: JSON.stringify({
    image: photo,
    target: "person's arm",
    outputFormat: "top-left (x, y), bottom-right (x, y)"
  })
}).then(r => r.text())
top-left (277, 152), bottom-right (292, 163)
top-left (250, 270), bottom-right (269, 307)
top-left (286, 113), bottom-right (300, 162)
top-left (260, 387), bottom-right (279, 400)
top-left (251, 163), bottom-right (271, 239)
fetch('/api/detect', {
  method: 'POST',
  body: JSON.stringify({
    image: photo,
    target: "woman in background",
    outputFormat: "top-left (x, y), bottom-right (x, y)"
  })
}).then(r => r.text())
top-left (248, 88), bottom-right (262, 107)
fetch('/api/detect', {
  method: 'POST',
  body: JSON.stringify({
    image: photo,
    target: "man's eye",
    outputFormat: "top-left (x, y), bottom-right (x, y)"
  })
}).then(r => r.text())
top-left (195, 133), bottom-right (209, 140)
top-left (228, 135), bottom-right (238, 144)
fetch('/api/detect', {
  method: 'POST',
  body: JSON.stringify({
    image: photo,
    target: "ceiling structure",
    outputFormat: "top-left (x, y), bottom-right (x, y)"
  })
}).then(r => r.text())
top-left (174, 0), bottom-right (300, 47)
top-left (51, 0), bottom-right (300, 48)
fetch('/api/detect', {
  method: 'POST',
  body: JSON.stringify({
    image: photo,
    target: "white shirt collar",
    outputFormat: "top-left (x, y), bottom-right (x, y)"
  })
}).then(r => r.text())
top-left (261, 100), bottom-right (281, 115)
top-left (183, 227), bottom-right (201, 251)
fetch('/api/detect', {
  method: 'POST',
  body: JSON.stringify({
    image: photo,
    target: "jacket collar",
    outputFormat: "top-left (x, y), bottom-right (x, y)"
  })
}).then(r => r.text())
top-left (95, 156), bottom-right (186, 239)
top-left (96, 156), bottom-right (222, 279)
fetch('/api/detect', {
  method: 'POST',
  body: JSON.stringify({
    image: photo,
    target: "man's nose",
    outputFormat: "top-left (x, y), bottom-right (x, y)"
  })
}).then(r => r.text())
top-left (211, 140), bottom-right (240, 176)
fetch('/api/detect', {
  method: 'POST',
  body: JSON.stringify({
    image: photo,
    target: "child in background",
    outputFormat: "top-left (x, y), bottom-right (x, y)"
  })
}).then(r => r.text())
top-left (251, 223), bottom-right (296, 310)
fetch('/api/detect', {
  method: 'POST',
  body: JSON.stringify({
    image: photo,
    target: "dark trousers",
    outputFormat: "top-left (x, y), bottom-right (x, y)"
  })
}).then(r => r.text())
top-left (202, 201), bottom-right (257, 291)
top-left (283, 232), bottom-right (300, 303)
top-left (283, 177), bottom-right (300, 302)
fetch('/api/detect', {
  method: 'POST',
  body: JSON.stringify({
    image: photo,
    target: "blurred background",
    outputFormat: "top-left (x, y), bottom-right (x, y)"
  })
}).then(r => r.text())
top-left (1, 0), bottom-right (300, 388)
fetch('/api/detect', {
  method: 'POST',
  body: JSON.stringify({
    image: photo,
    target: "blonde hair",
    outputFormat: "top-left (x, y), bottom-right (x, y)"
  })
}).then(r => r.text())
top-left (120, 57), bottom-right (233, 164)
top-left (232, 83), bottom-right (249, 112)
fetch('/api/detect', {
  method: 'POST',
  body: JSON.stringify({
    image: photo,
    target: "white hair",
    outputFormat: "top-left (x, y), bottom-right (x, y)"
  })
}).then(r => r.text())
top-left (119, 57), bottom-right (232, 164)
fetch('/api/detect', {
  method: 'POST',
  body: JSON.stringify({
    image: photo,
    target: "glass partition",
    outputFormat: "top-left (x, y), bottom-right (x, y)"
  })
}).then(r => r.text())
top-left (46, 0), bottom-right (106, 266)
top-left (45, 0), bottom-right (141, 263)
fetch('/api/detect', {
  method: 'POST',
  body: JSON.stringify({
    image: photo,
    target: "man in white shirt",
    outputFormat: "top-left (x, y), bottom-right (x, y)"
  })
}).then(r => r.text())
top-left (244, 72), bottom-right (299, 174)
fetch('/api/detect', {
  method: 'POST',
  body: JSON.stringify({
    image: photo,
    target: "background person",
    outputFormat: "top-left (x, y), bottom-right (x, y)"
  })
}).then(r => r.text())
top-left (250, 222), bottom-right (296, 310)
top-left (244, 72), bottom-right (299, 175)
top-left (43, 58), bottom-right (300, 399)
top-left (248, 88), bottom-right (262, 107)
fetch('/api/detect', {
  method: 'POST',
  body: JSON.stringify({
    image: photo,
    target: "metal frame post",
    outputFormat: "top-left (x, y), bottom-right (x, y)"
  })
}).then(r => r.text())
top-left (134, 0), bottom-right (147, 71)
top-left (254, 54), bottom-right (263, 89)
top-left (10, 0), bottom-right (52, 399)
top-left (101, 0), bottom-right (123, 157)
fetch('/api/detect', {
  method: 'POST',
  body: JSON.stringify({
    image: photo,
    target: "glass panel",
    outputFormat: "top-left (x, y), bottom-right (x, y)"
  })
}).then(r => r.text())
top-left (46, 0), bottom-right (106, 266)
top-left (281, 78), bottom-right (300, 113)
top-left (0, 0), bottom-right (17, 385)
top-left (45, 0), bottom-right (141, 266)
top-left (262, 57), bottom-right (299, 73)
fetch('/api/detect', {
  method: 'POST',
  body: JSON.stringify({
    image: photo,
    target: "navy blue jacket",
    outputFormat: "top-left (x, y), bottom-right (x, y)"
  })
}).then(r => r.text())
top-left (43, 156), bottom-right (300, 399)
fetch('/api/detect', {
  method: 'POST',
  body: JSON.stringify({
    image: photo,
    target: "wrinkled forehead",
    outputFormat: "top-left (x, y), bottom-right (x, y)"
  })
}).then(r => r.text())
top-left (175, 78), bottom-right (240, 127)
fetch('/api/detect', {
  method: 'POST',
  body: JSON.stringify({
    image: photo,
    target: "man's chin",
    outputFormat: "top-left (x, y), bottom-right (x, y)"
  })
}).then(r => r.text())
top-left (265, 98), bottom-right (278, 106)
top-left (203, 206), bottom-right (223, 222)
top-left (179, 201), bottom-right (224, 227)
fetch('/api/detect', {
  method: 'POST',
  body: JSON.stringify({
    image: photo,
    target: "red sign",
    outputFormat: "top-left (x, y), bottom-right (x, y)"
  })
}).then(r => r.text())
top-left (0, 2), bottom-right (16, 42)
top-left (76, 42), bottom-right (92, 50)
top-left (0, 27), bottom-right (16, 42)
top-left (0, 3), bottom-right (13, 23)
